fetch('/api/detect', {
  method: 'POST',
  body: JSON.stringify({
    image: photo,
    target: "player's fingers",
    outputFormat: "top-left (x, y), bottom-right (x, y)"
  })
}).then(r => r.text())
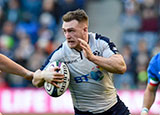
top-left (53, 72), bottom-right (64, 76)
top-left (80, 43), bottom-right (88, 50)
top-left (51, 82), bottom-right (60, 88)
top-left (53, 79), bottom-right (64, 83)
top-left (78, 38), bottom-right (88, 46)
top-left (53, 66), bottom-right (60, 72)
top-left (54, 75), bottom-right (64, 79)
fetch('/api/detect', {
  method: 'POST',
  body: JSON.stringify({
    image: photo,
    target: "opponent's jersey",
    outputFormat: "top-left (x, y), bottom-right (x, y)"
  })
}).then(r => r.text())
top-left (41, 32), bottom-right (119, 113)
top-left (147, 53), bottom-right (160, 87)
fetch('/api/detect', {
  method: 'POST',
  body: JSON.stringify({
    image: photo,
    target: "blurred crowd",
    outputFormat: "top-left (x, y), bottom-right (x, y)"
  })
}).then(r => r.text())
top-left (114, 0), bottom-right (160, 89)
top-left (0, 0), bottom-right (86, 87)
top-left (0, 0), bottom-right (160, 90)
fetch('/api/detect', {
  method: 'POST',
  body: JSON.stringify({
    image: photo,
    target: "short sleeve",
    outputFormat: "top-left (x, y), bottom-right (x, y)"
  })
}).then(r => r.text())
top-left (147, 58), bottom-right (159, 86)
top-left (95, 34), bottom-right (119, 58)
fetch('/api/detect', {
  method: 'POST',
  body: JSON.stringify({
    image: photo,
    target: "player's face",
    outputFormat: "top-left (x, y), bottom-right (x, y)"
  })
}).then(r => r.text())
top-left (62, 20), bottom-right (87, 50)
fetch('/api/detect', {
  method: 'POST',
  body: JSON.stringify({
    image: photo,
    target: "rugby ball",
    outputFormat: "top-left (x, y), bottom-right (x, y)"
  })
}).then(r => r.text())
top-left (44, 61), bottom-right (70, 97)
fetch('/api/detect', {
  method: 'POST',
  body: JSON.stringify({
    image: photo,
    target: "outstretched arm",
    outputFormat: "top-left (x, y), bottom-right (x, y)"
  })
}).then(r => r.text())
top-left (141, 84), bottom-right (157, 115)
top-left (0, 54), bottom-right (33, 80)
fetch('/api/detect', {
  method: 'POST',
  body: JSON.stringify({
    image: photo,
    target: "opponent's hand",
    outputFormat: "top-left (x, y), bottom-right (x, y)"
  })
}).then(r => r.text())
top-left (141, 112), bottom-right (148, 115)
top-left (78, 38), bottom-right (94, 61)
top-left (141, 107), bottom-right (149, 115)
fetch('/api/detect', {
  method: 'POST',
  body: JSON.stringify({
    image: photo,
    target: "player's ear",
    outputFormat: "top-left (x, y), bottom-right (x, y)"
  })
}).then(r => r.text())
top-left (83, 26), bottom-right (88, 33)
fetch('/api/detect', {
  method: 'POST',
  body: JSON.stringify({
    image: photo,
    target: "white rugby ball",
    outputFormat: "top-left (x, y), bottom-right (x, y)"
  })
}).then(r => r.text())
top-left (44, 61), bottom-right (70, 97)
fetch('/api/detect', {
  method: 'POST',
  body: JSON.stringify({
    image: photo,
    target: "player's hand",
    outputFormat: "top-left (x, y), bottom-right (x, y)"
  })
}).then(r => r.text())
top-left (43, 67), bottom-right (64, 86)
top-left (78, 38), bottom-right (94, 61)
top-left (33, 67), bottom-right (64, 88)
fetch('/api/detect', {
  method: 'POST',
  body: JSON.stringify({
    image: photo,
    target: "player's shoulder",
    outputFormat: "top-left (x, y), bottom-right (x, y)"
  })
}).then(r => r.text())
top-left (149, 53), bottom-right (160, 65)
top-left (53, 41), bottom-right (68, 52)
top-left (89, 32), bottom-right (112, 46)
top-left (147, 53), bottom-right (160, 74)
top-left (89, 32), bottom-right (110, 42)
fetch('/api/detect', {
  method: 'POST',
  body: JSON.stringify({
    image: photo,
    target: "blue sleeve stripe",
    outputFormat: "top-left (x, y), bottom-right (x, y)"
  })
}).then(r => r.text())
top-left (40, 44), bottom-right (63, 70)
top-left (95, 33), bottom-right (119, 54)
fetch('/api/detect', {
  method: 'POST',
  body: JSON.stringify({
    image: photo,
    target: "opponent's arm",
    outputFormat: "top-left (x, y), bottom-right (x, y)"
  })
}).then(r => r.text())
top-left (78, 39), bottom-right (126, 74)
top-left (141, 84), bottom-right (157, 115)
top-left (0, 54), bottom-right (33, 80)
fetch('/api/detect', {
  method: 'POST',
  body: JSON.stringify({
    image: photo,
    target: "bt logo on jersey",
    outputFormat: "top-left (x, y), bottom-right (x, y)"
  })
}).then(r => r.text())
top-left (74, 66), bottom-right (104, 83)
top-left (74, 74), bottom-right (89, 83)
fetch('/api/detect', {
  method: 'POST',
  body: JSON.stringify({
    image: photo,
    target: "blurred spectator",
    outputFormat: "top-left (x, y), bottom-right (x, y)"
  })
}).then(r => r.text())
top-left (5, 74), bottom-right (31, 87)
top-left (0, 73), bottom-right (9, 88)
top-left (120, 0), bottom-right (159, 89)
top-left (114, 45), bottom-right (136, 89)
top-left (20, 0), bottom-right (42, 20)
top-left (37, 27), bottom-right (60, 54)
top-left (14, 33), bottom-right (34, 66)
top-left (139, 0), bottom-right (159, 32)
top-left (39, 0), bottom-right (58, 35)
top-left (27, 46), bottom-right (46, 71)
top-left (0, 0), bottom-right (8, 9)
top-left (135, 39), bottom-right (150, 89)
top-left (0, 7), bottom-right (5, 31)
top-left (0, 21), bottom-right (17, 58)
top-left (140, 32), bottom-right (158, 52)
top-left (6, 0), bottom-right (21, 23)
top-left (16, 12), bottom-right (39, 44)
top-left (151, 40), bottom-right (160, 56)
top-left (120, 0), bottom-right (141, 53)
top-left (120, 0), bottom-right (141, 32)
top-left (75, 0), bottom-right (86, 9)
top-left (57, 0), bottom-right (83, 19)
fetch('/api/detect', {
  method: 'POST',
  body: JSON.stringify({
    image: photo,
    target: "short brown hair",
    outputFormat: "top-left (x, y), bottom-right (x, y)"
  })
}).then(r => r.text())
top-left (62, 9), bottom-right (88, 24)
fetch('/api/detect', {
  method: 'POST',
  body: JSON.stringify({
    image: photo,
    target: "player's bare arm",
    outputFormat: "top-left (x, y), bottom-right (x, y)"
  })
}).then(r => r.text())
top-left (0, 54), bottom-right (33, 80)
top-left (32, 67), bottom-right (64, 88)
top-left (141, 84), bottom-right (157, 115)
top-left (78, 38), bottom-right (126, 74)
